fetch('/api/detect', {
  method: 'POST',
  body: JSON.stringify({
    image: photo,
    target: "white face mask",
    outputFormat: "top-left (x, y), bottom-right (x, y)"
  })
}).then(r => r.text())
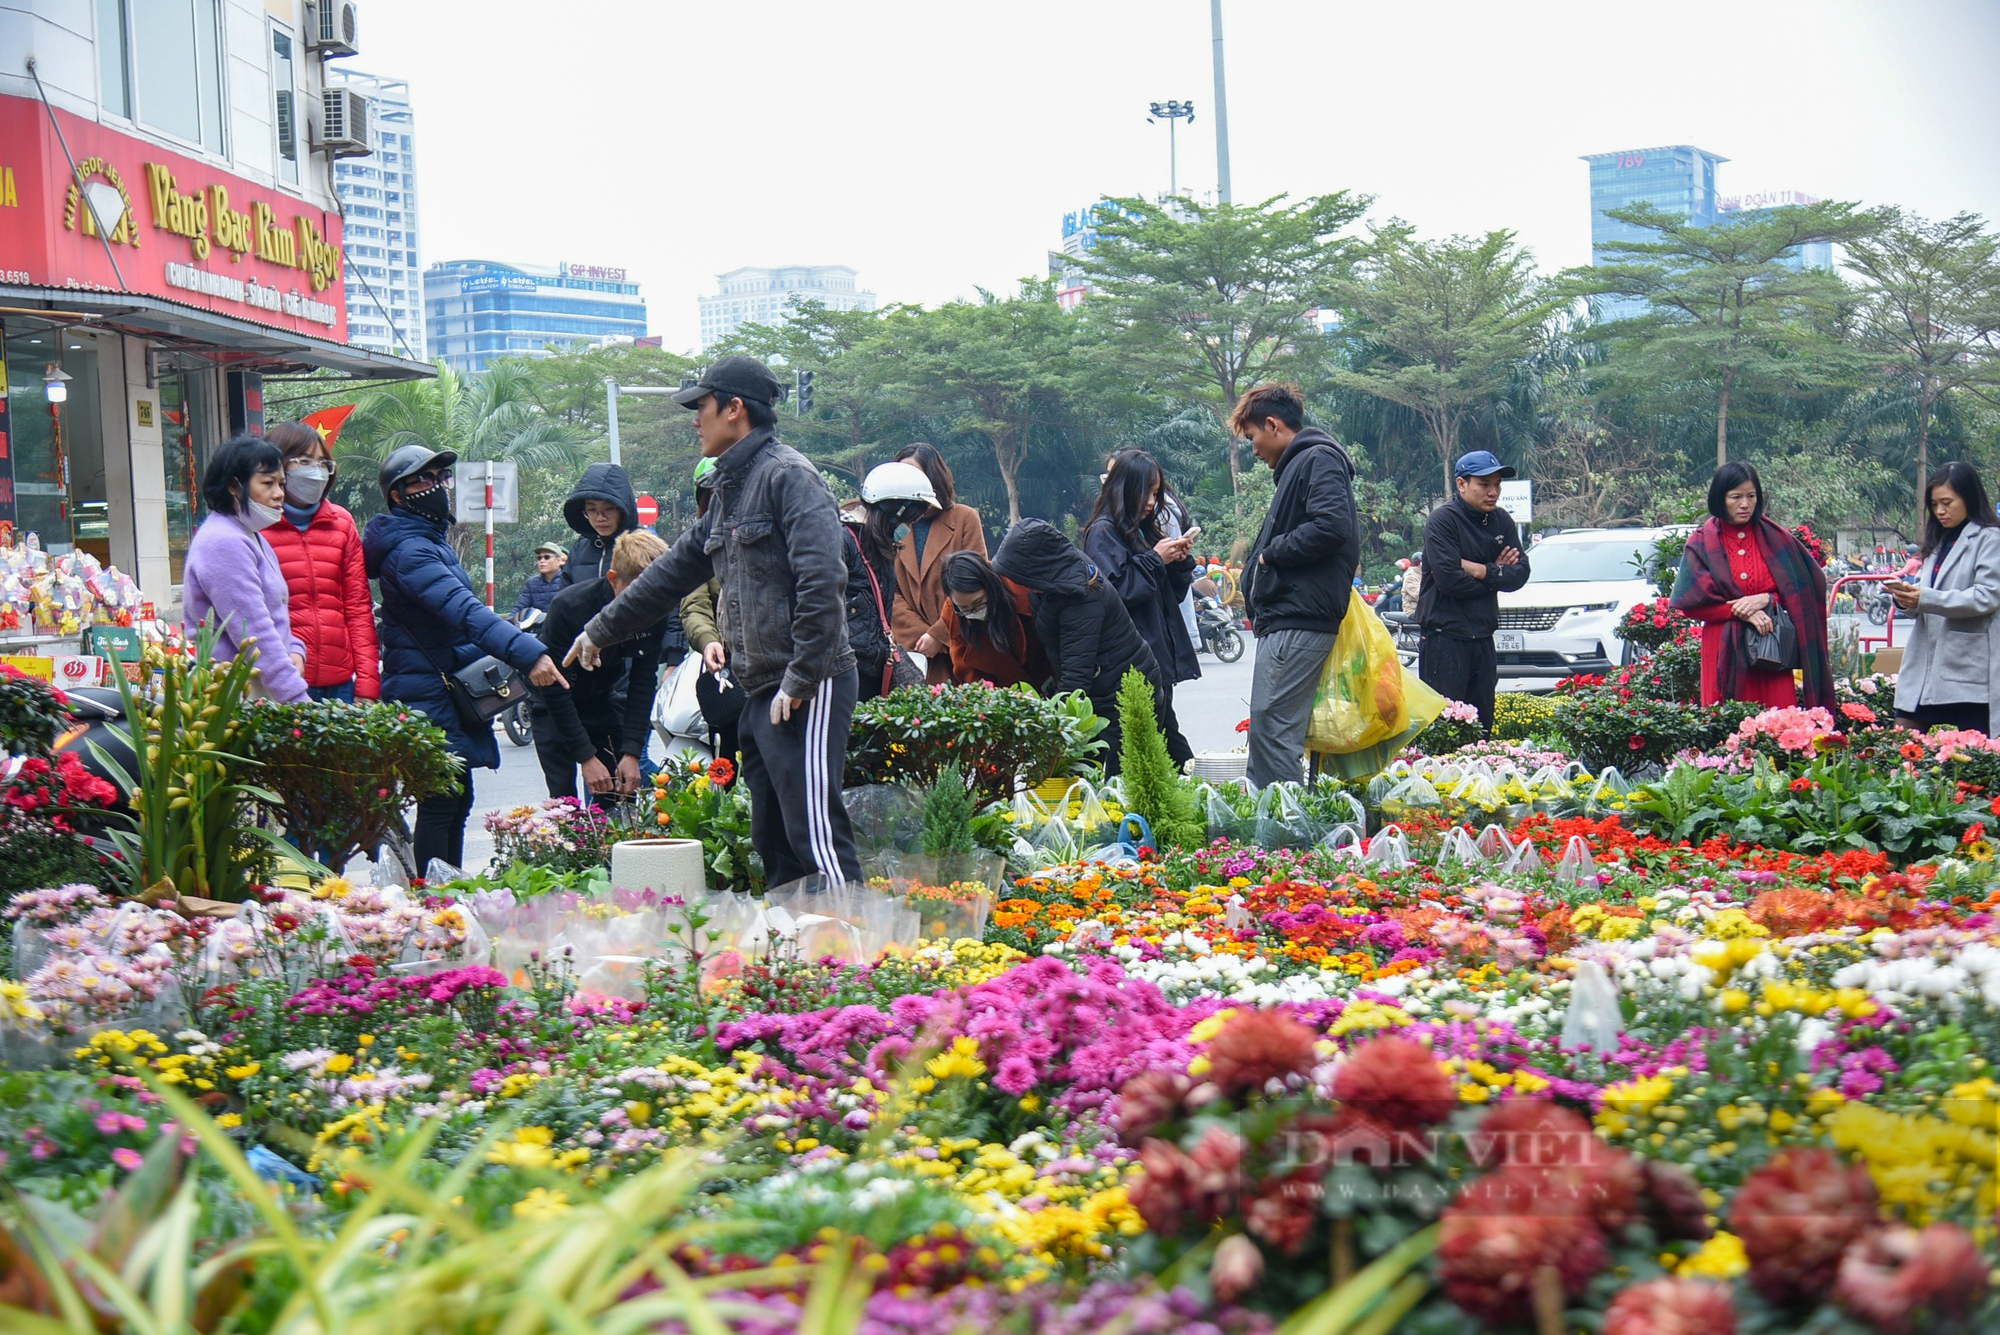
top-left (956, 602), bottom-right (989, 621)
top-left (285, 464), bottom-right (331, 508)
top-left (241, 500), bottom-right (284, 532)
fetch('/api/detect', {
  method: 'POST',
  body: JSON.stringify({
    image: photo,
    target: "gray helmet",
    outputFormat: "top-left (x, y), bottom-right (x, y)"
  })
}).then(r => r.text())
top-left (379, 444), bottom-right (457, 507)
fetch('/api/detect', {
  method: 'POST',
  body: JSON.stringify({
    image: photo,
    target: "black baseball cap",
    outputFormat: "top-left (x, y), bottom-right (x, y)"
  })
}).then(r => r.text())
top-left (671, 355), bottom-right (785, 409)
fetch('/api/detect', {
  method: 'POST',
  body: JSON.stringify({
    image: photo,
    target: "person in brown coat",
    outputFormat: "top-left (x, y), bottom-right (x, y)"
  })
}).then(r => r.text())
top-left (888, 443), bottom-right (988, 683)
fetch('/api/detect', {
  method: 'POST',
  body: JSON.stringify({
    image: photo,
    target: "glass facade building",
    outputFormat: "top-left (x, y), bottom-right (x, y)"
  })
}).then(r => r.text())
top-left (423, 261), bottom-right (647, 376)
top-left (1580, 146), bottom-right (1727, 320)
top-left (331, 70), bottom-right (424, 360)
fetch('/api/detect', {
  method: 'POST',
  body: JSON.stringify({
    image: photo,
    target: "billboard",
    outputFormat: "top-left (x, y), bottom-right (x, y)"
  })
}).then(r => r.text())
top-left (0, 94), bottom-right (347, 341)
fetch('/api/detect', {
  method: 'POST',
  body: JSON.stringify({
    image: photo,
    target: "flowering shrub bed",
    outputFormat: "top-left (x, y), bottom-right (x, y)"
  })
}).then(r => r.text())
top-left (8, 704), bottom-right (2000, 1332)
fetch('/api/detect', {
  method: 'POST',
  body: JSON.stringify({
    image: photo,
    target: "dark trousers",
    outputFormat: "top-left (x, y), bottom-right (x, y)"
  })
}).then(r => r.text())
top-left (414, 772), bottom-right (474, 874)
top-left (741, 669), bottom-right (862, 887)
top-left (1158, 687), bottom-right (1195, 769)
top-left (1420, 632), bottom-right (1498, 729)
top-left (531, 703), bottom-right (617, 802)
top-left (1897, 701), bottom-right (1992, 734)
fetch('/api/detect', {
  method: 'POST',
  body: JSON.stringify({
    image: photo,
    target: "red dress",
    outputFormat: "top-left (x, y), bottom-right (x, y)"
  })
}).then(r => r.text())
top-left (1683, 520), bottom-right (1796, 708)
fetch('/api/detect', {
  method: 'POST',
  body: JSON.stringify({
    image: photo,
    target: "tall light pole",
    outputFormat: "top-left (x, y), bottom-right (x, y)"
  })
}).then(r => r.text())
top-left (1210, 0), bottom-right (1232, 204)
top-left (1146, 100), bottom-right (1196, 197)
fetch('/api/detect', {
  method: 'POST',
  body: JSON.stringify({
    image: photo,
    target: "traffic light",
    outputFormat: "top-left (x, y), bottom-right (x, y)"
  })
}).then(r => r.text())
top-left (796, 369), bottom-right (814, 416)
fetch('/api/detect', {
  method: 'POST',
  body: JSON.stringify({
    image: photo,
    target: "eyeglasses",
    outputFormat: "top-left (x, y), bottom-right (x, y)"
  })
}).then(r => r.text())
top-left (286, 459), bottom-right (336, 477)
top-left (407, 468), bottom-right (454, 489)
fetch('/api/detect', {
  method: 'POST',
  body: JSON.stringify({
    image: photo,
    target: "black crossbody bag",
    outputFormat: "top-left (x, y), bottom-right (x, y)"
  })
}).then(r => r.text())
top-left (382, 589), bottom-right (531, 733)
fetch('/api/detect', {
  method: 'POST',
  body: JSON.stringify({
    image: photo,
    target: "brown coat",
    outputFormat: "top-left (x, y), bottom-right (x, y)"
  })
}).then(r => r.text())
top-left (891, 503), bottom-right (987, 678)
top-left (942, 577), bottom-right (1051, 689)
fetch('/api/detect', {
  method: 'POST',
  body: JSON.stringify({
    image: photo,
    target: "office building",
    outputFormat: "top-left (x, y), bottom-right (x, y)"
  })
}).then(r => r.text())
top-left (330, 69), bottom-right (423, 360)
top-left (424, 261), bottom-right (647, 377)
top-left (1050, 202), bottom-right (1103, 310)
top-left (1719, 190), bottom-right (1835, 272)
top-left (698, 266), bottom-right (875, 351)
top-left (1580, 145), bottom-right (1727, 320)
top-left (0, 1), bottom-right (429, 607)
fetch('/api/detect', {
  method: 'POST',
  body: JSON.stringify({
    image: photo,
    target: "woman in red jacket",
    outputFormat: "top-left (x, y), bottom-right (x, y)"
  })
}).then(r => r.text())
top-left (261, 421), bottom-right (381, 701)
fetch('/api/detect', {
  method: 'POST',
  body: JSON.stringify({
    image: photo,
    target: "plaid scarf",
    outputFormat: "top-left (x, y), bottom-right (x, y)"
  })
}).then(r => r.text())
top-left (1672, 516), bottom-right (1834, 711)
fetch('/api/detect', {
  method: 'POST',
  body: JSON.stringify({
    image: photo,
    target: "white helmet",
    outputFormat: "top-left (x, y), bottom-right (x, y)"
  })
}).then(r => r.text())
top-left (860, 461), bottom-right (939, 508)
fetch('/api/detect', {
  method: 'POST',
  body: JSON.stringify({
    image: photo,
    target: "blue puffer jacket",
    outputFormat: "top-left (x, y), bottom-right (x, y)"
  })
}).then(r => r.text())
top-left (363, 507), bottom-right (550, 769)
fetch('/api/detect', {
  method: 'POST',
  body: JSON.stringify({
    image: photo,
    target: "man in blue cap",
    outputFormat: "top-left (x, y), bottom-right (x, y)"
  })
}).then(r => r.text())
top-left (1416, 451), bottom-right (1530, 728)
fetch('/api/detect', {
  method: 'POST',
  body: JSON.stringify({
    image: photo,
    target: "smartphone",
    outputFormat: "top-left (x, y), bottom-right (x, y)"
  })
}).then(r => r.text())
top-left (1183, 525), bottom-right (1203, 539)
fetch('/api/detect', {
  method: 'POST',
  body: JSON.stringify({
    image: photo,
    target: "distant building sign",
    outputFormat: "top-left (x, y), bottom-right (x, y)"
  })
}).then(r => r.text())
top-left (1718, 190), bottom-right (1822, 212)
top-left (561, 263), bottom-right (627, 282)
top-left (460, 274), bottom-right (537, 294)
top-left (1617, 153), bottom-right (1647, 169)
top-left (0, 94), bottom-right (347, 339)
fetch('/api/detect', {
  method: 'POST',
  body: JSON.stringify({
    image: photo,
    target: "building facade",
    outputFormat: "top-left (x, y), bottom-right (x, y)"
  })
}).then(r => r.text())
top-left (1719, 189), bottom-right (1835, 272)
top-left (698, 266), bottom-right (875, 351)
top-left (1580, 145), bottom-right (1727, 321)
top-left (0, 0), bottom-right (430, 619)
top-left (424, 260), bottom-right (646, 377)
top-left (330, 68), bottom-right (422, 360)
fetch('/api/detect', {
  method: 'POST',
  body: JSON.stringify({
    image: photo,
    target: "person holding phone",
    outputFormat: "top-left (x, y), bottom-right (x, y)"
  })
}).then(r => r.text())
top-left (1890, 461), bottom-right (2000, 736)
top-left (1670, 462), bottom-right (1834, 712)
top-left (1416, 451), bottom-right (1531, 730)
top-left (1083, 449), bottom-right (1201, 766)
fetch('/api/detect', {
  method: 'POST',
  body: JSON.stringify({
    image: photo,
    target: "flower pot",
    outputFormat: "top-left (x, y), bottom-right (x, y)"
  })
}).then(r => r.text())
top-left (610, 838), bottom-right (706, 900)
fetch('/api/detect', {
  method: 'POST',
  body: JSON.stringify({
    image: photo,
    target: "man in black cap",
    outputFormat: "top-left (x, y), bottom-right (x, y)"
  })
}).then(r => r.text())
top-left (560, 356), bottom-right (862, 886)
top-left (1416, 450), bottom-right (1531, 729)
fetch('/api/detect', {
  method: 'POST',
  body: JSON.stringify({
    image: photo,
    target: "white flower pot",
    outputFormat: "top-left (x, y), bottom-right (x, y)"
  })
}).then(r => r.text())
top-left (610, 838), bottom-right (706, 900)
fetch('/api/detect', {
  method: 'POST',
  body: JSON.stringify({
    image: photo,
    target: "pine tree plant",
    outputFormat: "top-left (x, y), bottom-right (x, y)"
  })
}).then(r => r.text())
top-left (1115, 669), bottom-right (1205, 852)
top-left (920, 761), bottom-right (977, 856)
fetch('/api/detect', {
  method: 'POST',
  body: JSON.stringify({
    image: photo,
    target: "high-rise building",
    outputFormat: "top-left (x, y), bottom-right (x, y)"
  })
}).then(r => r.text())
top-left (1580, 145), bottom-right (1727, 320)
top-left (329, 69), bottom-right (423, 361)
top-left (698, 266), bottom-right (875, 351)
top-left (423, 261), bottom-right (647, 377)
top-left (1050, 203), bottom-right (1103, 311)
top-left (1719, 190), bottom-right (1835, 272)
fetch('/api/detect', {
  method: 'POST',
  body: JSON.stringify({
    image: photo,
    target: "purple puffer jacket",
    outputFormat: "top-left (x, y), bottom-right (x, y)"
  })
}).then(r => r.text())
top-left (182, 510), bottom-right (311, 703)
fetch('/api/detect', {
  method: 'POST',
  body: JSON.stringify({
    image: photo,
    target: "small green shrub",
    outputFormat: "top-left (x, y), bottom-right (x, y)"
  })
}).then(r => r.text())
top-left (920, 762), bottom-right (978, 856)
top-left (1115, 669), bottom-right (1204, 851)
top-left (845, 683), bottom-right (1103, 799)
top-left (0, 664), bottom-right (68, 756)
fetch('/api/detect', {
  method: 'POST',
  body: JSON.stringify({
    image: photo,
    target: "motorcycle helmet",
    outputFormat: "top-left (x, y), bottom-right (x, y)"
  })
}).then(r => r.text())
top-left (860, 461), bottom-right (938, 509)
top-left (692, 456), bottom-right (718, 490)
top-left (379, 444), bottom-right (458, 507)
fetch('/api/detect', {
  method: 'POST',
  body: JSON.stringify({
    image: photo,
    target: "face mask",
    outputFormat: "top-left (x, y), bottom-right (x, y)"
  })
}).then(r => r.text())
top-left (402, 484), bottom-right (454, 524)
top-left (285, 465), bottom-right (331, 508)
top-left (956, 602), bottom-right (988, 621)
top-left (241, 500), bottom-right (284, 532)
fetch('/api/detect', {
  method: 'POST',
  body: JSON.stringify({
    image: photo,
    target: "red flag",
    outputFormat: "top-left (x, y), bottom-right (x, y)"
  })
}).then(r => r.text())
top-left (299, 404), bottom-right (357, 451)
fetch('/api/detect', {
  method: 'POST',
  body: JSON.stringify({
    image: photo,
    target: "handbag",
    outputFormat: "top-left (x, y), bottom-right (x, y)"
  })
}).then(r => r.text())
top-left (383, 594), bottom-right (531, 734)
top-left (1745, 603), bottom-right (1800, 672)
top-left (848, 529), bottom-right (925, 693)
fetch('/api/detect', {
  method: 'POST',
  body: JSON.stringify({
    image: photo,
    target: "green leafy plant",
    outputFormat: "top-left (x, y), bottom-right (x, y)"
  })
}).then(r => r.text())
top-left (0, 664), bottom-right (69, 756)
top-left (1551, 695), bottom-right (1759, 771)
top-left (236, 700), bottom-right (462, 871)
top-left (89, 626), bottom-right (319, 900)
top-left (845, 683), bottom-right (1102, 799)
top-left (650, 753), bottom-right (760, 894)
top-left (920, 761), bottom-right (977, 856)
top-left (1115, 669), bottom-right (1204, 851)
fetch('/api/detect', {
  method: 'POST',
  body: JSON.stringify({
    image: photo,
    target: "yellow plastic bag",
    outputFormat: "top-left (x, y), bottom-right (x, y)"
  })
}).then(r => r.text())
top-left (1307, 598), bottom-right (1448, 755)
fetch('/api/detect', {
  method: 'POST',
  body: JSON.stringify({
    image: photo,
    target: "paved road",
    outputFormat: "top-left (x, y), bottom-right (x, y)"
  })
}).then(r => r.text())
top-left (445, 643), bottom-right (1261, 875)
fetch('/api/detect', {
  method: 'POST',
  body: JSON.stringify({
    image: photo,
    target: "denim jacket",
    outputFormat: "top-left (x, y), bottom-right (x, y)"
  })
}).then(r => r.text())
top-left (583, 428), bottom-right (854, 698)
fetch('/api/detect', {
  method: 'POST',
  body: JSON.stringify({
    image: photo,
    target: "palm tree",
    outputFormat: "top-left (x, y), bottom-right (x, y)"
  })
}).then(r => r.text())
top-left (332, 360), bottom-right (595, 523)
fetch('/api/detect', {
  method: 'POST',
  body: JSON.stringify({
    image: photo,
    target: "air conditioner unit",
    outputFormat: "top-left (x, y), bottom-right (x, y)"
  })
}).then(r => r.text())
top-left (306, 1), bottom-right (359, 58)
top-left (320, 88), bottom-right (372, 158)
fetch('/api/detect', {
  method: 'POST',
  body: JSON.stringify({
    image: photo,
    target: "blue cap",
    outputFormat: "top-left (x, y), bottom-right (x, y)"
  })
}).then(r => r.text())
top-left (1454, 450), bottom-right (1516, 480)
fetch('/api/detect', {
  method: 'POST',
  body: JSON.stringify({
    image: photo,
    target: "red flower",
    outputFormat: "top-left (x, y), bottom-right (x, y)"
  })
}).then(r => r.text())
top-left (1334, 1034), bottom-right (1457, 1129)
top-left (1835, 1223), bottom-right (1988, 1333)
top-left (1841, 702), bottom-right (1877, 724)
top-left (1732, 1148), bottom-right (1878, 1305)
top-left (708, 757), bottom-right (736, 787)
top-left (1964, 822), bottom-right (1987, 846)
top-left (1604, 1277), bottom-right (1738, 1335)
top-left (1629, 734), bottom-right (1646, 750)
top-left (1900, 742), bottom-right (1926, 760)
top-left (1235, 718), bottom-right (1251, 733)
top-left (1205, 1008), bottom-right (1318, 1099)
top-left (1439, 1168), bottom-right (1610, 1326)
top-left (1790, 777), bottom-right (1817, 793)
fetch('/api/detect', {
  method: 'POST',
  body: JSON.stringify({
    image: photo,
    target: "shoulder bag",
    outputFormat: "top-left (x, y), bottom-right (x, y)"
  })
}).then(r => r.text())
top-left (382, 587), bottom-right (531, 734)
top-left (1745, 603), bottom-right (1800, 672)
top-left (849, 528), bottom-right (924, 694)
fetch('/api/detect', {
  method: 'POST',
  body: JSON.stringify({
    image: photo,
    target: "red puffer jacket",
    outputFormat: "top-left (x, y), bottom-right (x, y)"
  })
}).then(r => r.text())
top-left (261, 502), bottom-right (381, 697)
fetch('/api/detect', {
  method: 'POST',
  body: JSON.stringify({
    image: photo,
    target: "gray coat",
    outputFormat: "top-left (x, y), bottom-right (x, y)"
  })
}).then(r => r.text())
top-left (1893, 521), bottom-right (2000, 733)
top-left (584, 427), bottom-right (854, 699)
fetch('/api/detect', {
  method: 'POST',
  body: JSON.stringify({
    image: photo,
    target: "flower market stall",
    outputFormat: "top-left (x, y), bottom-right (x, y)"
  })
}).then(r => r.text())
top-left (3, 646), bottom-right (2000, 1335)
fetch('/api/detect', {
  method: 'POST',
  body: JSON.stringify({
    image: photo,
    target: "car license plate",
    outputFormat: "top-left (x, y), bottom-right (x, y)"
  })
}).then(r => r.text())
top-left (1495, 632), bottom-right (1525, 652)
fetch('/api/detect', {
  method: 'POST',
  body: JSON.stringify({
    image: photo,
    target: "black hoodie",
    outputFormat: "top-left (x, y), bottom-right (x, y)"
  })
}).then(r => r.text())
top-left (992, 519), bottom-right (1155, 696)
top-left (561, 463), bottom-right (639, 586)
top-left (1243, 427), bottom-right (1359, 635)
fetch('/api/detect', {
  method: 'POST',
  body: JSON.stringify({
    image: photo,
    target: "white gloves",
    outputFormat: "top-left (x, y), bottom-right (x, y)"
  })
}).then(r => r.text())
top-left (770, 690), bottom-right (801, 725)
top-left (563, 631), bottom-right (602, 672)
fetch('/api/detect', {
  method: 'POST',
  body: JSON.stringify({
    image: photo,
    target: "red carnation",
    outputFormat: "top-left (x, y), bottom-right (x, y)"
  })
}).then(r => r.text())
top-left (1835, 1224), bottom-right (1988, 1333)
top-left (1334, 1034), bottom-right (1456, 1129)
top-left (1204, 1008), bottom-right (1318, 1100)
top-left (1603, 1277), bottom-right (1737, 1335)
top-left (1731, 1148), bottom-right (1878, 1305)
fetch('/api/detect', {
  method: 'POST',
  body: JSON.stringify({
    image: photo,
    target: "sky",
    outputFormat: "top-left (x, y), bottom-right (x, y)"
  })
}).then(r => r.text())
top-left (365, 0), bottom-right (2000, 356)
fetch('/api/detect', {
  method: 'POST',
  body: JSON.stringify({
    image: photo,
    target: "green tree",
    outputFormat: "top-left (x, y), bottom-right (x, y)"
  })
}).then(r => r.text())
top-left (1081, 192), bottom-right (1371, 492)
top-left (1845, 211), bottom-right (2000, 526)
top-left (1564, 200), bottom-right (1887, 466)
top-left (1330, 225), bottom-right (1552, 494)
top-left (882, 281), bottom-right (1086, 525)
top-left (717, 299), bottom-right (905, 482)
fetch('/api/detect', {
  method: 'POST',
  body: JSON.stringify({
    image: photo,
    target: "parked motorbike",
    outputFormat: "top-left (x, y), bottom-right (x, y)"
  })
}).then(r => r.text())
top-left (1193, 594), bottom-right (1245, 663)
top-left (1379, 609), bottom-right (1421, 668)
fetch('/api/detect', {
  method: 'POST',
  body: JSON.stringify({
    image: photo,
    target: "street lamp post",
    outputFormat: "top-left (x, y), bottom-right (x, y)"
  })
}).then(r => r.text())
top-left (604, 377), bottom-right (683, 467)
top-left (1147, 100), bottom-right (1196, 198)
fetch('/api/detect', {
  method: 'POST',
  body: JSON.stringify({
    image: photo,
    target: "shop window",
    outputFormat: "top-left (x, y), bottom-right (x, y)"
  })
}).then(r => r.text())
top-left (113, 0), bottom-right (227, 154)
top-left (97, 0), bottom-right (131, 118)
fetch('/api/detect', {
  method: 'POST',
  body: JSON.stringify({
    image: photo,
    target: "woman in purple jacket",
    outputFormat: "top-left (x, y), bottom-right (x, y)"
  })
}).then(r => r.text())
top-left (182, 434), bottom-right (312, 703)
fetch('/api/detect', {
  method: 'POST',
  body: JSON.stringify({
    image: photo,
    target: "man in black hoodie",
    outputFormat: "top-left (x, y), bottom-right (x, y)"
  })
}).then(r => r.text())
top-left (1235, 383), bottom-right (1359, 789)
top-left (561, 462), bottom-right (640, 585)
top-left (1416, 451), bottom-right (1530, 729)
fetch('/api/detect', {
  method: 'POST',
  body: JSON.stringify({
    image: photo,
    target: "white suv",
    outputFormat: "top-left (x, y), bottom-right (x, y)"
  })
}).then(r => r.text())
top-left (1495, 525), bottom-right (1690, 692)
